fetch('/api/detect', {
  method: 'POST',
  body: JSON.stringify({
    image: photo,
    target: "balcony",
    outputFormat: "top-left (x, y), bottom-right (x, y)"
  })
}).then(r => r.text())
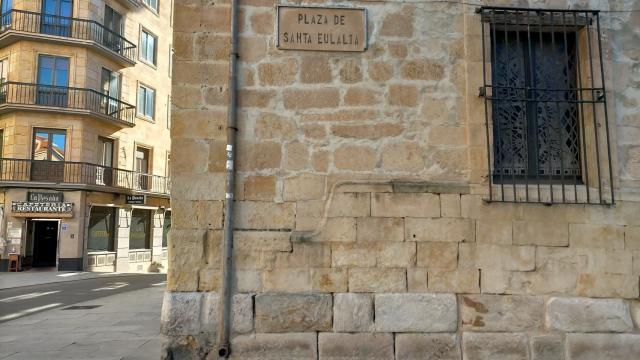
top-left (0, 158), bottom-right (170, 196)
top-left (0, 82), bottom-right (136, 126)
top-left (0, 10), bottom-right (136, 66)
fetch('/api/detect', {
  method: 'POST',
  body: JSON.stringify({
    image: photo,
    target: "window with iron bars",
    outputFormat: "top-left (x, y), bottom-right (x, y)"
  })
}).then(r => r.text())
top-left (479, 7), bottom-right (614, 205)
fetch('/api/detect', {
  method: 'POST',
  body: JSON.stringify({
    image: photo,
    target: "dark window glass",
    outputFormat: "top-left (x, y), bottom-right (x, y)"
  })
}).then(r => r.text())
top-left (491, 29), bottom-right (580, 182)
top-left (88, 207), bottom-right (116, 251)
top-left (140, 30), bottom-right (157, 65)
top-left (130, 209), bottom-right (151, 249)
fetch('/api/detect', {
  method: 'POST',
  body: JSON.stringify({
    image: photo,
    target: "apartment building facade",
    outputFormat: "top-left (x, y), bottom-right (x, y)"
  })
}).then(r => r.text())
top-left (0, 0), bottom-right (173, 272)
top-left (164, 0), bottom-right (640, 358)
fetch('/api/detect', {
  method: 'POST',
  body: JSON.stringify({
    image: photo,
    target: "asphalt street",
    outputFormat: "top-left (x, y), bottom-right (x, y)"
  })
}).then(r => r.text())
top-left (0, 273), bottom-right (166, 323)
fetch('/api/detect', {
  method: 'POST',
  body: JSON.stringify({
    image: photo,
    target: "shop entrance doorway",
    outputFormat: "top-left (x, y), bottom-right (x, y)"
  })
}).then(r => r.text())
top-left (30, 220), bottom-right (59, 267)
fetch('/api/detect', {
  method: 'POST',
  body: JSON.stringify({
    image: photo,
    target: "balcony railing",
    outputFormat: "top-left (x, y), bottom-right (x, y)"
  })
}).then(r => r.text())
top-left (0, 82), bottom-right (136, 126)
top-left (0, 9), bottom-right (136, 63)
top-left (0, 158), bottom-right (170, 195)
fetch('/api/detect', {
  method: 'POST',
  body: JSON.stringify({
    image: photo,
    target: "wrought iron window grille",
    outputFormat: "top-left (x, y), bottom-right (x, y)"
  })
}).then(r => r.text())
top-left (478, 6), bottom-right (614, 205)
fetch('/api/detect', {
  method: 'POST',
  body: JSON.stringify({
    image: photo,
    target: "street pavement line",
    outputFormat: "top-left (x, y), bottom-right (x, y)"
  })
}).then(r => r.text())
top-left (0, 291), bottom-right (61, 303)
top-left (0, 303), bottom-right (62, 321)
top-left (152, 281), bottom-right (167, 286)
top-left (92, 282), bottom-right (129, 291)
top-left (57, 272), bottom-right (85, 277)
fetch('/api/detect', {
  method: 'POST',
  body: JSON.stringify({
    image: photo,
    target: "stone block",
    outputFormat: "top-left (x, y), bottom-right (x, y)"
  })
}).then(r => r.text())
top-left (254, 112), bottom-right (296, 140)
top-left (546, 297), bottom-right (633, 332)
top-left (631, 300), bottom-right (640, 328)
top-left (357, 217), bottom-right (404, 242)
top-left (343, 87), bottom-right (384, 106)
top-left (395, 334), bottom-right (461, 360)
top-left (381, 141), bottom-right (424, 170)
top-left (283, 174), bottom-right (326, 201)
top-left (300, 57), bottom-right (332, 83)
top-left (349, 268), bottom-right (406, 293)
top-left (476, 220), bottom-right (512, 244)
top-left (401, 59), bottom-right (445, 81)
top-left (314, 218), bottom-right (357, 242)
top-left (481, 269), bottom-right (578, 296)
top-left (375, 293), bottom-right (457, 332)
top-left (576, 273), bottom-right (639, 298)
top-left (160, 292), bottom-right (202, 336)
top-left (376, 242), bottom-right (416, 268)
top-left (283, 88), bottom-right (340, 109)
top-left (461, 295), bottom-right (544, 332)
top-left (380, 10), bottom-right (413, 37)
top-left (513, 221), bottom-right (568, 247)
top-left (234, 201), bottom-right (295, 230)
top-left (417, 242), bottom-right (458, 269)
top-left (566, 334), bottom-right (640, 360)
top-left (531, 335), bottom-right (565, 360)
top-left (440, 194), bottom-right (461, 218)
top-left (229, 333), bottom-right (317, 360)
top-left (462, 332), bottom-right (529, 360)
top-left (406, 218), bottom-right (474, 243)
top-left (200, 293), bottom-right (253, 335)
top-left (328, 193), bottom-right (370, 217)
top-left (255, 293), bottom-right (332, 332)
top-left (407, 268), bottom-right (428, 292)
top-left (372, 193), bottom-right (440, 218)
top-left (368, 61), bottom-right (393, 82)
top-left (285, 141), bottom-right (310, 171)
top-left (236, 141), bottom-right (282, 171)
top-left (318, 333), bottom-right (394, 360)
top-left (311, 268), bottom-right (348, 293)
top-left (473, 244), bottom-right (535, 271)
top-left (263, 269), bottom-right (311, 292)
top-left (626, 226), bottom-right (640, 249)
top-left (461, 195), bottom-right (523, 220)
top-left (334, 144), bottom-right (377, 171)
top-left (274, 243), bottom-right (331, 268)
top-left (257, 59), bottom-right (297, 86)
top-left (569, 224), bottom-right (625, 249)
top-left (339, 59), bottom-right (363, 83)
top-left (429, 268), bottom-right (480, 293)
top-left (331, 123), bottom-right (403, 140)
top-left (234, 231), bottom-right (291, 252)
top-left (333, 293), bottom-right (374, 332)
top-left (332, 243), bottom-right (377, 267)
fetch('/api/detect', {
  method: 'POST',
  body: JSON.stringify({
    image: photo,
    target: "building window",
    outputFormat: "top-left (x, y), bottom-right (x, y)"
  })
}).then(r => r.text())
top-left (142, 0), bottom-right (158, 12)
top-left (41, 0), bottom-right (72, 36)
top-left (137, 84), bottom-right (155, 119)
top-left (0, 57), bottom-right (8, 83)
top-left (139, 29), bottom-right (157, 65)
top-left (162, 210), bottom-right (171, 248)
top-left (88, 207), bottom-right (116, 252)
top-left (36, 55), bottom-right (69, 107)
top-left (130, 209), bottom-right (151, 249)
top-left (32, 128), bottom-right (66, 161)
top-left (135, 146), bottom-right (150, 189)
top-left (480, 7), bottom-right (613, 205)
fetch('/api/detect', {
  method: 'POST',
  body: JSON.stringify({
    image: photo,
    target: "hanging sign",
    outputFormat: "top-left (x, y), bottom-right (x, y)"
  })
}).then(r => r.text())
top-left (11, 201), bottom-right (73, 214)
top-left (28, 191), bottom-right (64, 203)
top-left (277, 6), bottom-right (368, 52)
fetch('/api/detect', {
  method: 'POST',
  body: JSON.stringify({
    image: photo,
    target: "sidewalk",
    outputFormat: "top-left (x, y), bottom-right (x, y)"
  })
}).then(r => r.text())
top-left (0, 285), bottom-right (164, 360)
top-left (0, 269), bottom-right (153, 290)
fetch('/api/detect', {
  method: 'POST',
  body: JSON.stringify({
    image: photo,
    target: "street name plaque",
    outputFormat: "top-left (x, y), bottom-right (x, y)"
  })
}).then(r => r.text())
top-left (277, 6), bottom-right (367, 52)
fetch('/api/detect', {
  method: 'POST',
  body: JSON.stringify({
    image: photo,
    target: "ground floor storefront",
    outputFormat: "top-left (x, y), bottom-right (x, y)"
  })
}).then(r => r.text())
top-left (0, 188), bottom-right (170, 273)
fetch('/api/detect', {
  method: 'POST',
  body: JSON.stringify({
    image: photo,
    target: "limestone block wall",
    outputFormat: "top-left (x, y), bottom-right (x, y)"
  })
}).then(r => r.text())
top-left (166, 0), bottom-right (640, 358)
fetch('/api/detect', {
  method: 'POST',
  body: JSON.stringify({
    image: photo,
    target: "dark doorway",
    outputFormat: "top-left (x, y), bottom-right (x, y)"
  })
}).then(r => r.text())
top-left (32, 221), bottom-right (58, 267)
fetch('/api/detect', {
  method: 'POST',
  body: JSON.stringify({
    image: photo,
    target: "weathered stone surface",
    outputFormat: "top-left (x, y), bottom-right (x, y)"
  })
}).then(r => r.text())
top-left (314, 218), bottom-right (357, 242)
top-left (372, 193), bottom-right (440, 218)
top-left (462, 332), bottom-right (529, 360)
top-left (283, 88), bottom-right (340, 109)
top-left (333, 293), bottom-right (373, 332)
top-left (234, 231), bottom-right (291, 252)
top-left (234, 201), bottom-right (295, 230)
top-left (160, 291), bottom-right (202, 336)
top-left (332, 243), bottom-right (376, 267)
top-left (334, 145), bottom-right (377, 171)
top-left (461, 295), bottom-right (544, 332)
top-left (381, 141), bottom-right (423, 170)
top-left (318, 333), bottom-right (394, 360)
top-left (300, 57), bottom-right (332, 83)
top-left (395, 334), bottom-right (461, 360)
top-left (349, 268), bottom-right (406, 293)
top-left (262, 268), bottom-right (311, 292)
top-left (229, 333), bottom-right (317, 360)
top-left (406, 218), bottom-right (474, 242)
top-left (440, 194), bottom-right (461, 218)
top-left (546, 297), bottom-right (633, 333)
top-left (377, 242), bottom-right (416, 268)
top-left (283, 174), bottom-right (326, 201)
top-left (311, 268), bottom-right (348, 293)
top-left (356, 217), bottom-right (404, 242)
top-left (576, 273), bottom-right (639, 298)
top-left (200, 293), bottom-right (253, 334)
top-left (531, 335), bottom-right (565, 360)
top-left (569, 224), bottom-right (625, 249)
top-left (429, 268), bottom-right (480, 293)
top-left (417, 242), bottom-right (458, 269)
top-left (513, 221), bottom-right (568, 247)
top-left (566, 334), bottom-right (640, 360)
top-left (328, 193), bottom-right (370, 217)
top-left (631, 300), bottom-right (640, 328)
top-left (255, 293), bottom-right (332, 332)
top-left (477, 220), bottom-right (512, 244)
top-left (375, 293), bottom-right (457, 332)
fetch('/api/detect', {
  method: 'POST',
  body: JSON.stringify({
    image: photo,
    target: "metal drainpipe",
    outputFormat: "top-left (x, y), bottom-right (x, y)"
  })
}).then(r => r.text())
top-left (217, 0), bottom-right (239, 356)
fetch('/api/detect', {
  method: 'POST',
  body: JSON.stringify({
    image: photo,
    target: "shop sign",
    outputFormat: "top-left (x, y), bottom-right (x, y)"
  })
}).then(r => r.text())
top-left (277, 6), bottom-right (367, 52)
top-left (126, 195), bottom-right (145, 204)
top-left (11, 201), bottom-right (73, 213)
top-left (28, 191), bottom-right (64, 203)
